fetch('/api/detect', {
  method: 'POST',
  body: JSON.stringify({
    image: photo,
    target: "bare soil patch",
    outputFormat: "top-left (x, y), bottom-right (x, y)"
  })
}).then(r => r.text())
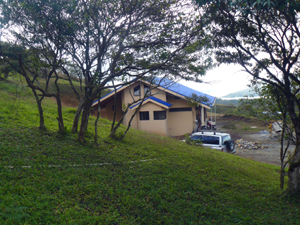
top-left (216, 114), bottom-right (292, 166)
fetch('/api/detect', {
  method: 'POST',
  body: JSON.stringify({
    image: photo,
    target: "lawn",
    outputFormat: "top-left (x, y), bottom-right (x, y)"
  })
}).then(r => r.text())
top-left (1, 79), bottom-right (300, 224)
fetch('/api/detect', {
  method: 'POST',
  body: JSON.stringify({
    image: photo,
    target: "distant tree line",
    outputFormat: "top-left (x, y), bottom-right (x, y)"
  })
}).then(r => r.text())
top-left (215, 98), bottom-right (239, 106)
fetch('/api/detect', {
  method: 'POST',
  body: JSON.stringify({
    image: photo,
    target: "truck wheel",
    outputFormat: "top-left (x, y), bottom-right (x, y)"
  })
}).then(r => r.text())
top-left (226, 141), bottom-right (235, 151)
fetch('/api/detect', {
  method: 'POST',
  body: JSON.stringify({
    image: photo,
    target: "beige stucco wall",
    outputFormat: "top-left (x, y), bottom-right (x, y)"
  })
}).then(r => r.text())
top-left (168, 110), bottom-right (194, 136)
top-left (122, 82), bottom-right (166, 104)
top-left (121, 82), bottom-right (145, 129)
top-left (167, 95), bottom-right (190, 107)
top-left (136, 102), bottom-right (168, 136)
top-left (123, 106), bottom-right (138, 130)
top-left (166, 95), bottom-right (195, 136)
top-left (122, 82), bottom-right (141, 104)
top-left (149, 87), bottom-right (167, 101)
top-left (121, 83), bottom-right (167, 134)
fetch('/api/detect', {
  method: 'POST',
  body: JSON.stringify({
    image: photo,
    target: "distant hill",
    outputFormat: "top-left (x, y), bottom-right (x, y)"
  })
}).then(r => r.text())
top-left (221, 87), bottom-right (258, 99)
top-left (215, 87), bottom-right (259, 106)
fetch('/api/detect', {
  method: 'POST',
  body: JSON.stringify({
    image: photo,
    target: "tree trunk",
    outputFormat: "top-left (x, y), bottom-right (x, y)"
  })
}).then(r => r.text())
top-left (280, 169), bottom-right (285, 190)
top-left (287, 146), bottom-right (300, 195)
top-left (285, 90), bottom-right (300, 195)
top-left (109, 104), bottom-right (130, 138)
top-left (18, 53), bottom-right (47, 130)
top-left (94, 100), bottom-right (100, 143)
top-left (110, 86), bottom-right (118, 134)
top-left (280, 115), bottom-right (286, 189)
top-left (55, 96), bottom-right (65, 132)
top-left (72, 98), bottom-right (84, 133)
top-left (32, 89), bottom-right (46, 131)
top-left (78, 98), bottom-right (92, 142)
top-left (120, 107), bottom-right (139, 140)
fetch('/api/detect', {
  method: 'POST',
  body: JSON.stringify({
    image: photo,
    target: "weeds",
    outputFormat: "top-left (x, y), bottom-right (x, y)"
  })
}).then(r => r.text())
top-left (222, 123), bottom-right (237, 130)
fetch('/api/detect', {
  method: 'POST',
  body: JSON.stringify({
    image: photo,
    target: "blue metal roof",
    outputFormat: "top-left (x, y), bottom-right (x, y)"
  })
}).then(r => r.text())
top-left (152, 78), bottom-right (216, 107)
top-left (93, 77), bottom-right (216, 107)
top-left (130, 96), bottom-right (172, 109)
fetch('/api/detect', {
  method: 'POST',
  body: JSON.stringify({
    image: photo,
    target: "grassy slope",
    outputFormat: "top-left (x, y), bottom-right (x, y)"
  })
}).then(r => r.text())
top-left (1, 79), bottom-right (300, 224)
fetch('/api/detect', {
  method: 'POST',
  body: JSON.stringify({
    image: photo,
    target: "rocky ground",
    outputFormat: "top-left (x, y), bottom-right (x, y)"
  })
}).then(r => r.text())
top-left (216, 114), bottom-right (293, 166)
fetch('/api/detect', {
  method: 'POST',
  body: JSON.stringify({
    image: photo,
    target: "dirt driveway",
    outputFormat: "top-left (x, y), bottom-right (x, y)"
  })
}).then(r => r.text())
top-left (216, 114), bottom-right (293, 166)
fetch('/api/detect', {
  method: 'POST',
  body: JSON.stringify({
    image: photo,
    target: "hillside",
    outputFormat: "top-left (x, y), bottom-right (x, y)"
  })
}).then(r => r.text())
top-left (1, 79), bottom-right (300, 224)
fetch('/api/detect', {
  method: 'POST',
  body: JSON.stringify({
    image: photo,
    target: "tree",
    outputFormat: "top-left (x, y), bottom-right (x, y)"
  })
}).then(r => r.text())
top-left (0, 42), bottom-right (17, 81)
top-left (239, 83), bottom-right (294, 189)
top-left (0, 42), bottom-right (50, 131)
top-left (185, 93), bottom-right (210, 107)
top-left (0, 0), bottom-right (77, 132)
top-left (2, 0), bottom-right (212, 142)
top-left (197, 0), bottom-right (300, 194)
top-left (57, 0), bottom-right (211, 142)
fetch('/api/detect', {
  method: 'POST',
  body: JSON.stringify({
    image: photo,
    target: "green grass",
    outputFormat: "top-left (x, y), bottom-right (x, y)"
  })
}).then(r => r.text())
top-left (1, 79), bottom-right (300, 224)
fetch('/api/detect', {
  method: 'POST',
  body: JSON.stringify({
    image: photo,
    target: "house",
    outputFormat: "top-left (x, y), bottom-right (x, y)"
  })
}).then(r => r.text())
top-left (92, 78), bottom-right (216, 136)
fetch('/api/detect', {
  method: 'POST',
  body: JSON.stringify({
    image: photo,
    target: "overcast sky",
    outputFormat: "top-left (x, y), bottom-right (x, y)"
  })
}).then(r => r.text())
top-left (180, 64), bottom-right (252, 98)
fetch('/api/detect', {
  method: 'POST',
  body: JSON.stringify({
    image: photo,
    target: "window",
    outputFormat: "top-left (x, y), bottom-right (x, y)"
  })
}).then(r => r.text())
top-left (144, 85), bottom-right (151, 96)
top-left (202, 136), bottom-right (219, 145)
top-left (140, 111), bottom-right (149, 120)
top-left (169, 107), bottom-right (192, 112)
top-left (134, 85), bottom-right (140, 96)
top-left (190, 135), bottom-right (202, 141)
top-left (222, 135), bottom-right (231, 144)
top-left (211, 137), bottom-right (220, 145)
top-left (154, 111), bottom-right (166, 120)
top-left (191, 135), bottom-right (219, 145)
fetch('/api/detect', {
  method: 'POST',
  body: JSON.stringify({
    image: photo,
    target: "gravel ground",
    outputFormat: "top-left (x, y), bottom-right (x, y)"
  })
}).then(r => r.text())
top-left (216, 114), bottom-right (293, 166)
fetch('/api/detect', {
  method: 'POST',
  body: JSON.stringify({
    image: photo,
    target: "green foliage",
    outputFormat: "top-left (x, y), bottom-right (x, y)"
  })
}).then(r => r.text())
top-left (215, 98), bottom-right (240, 106)
top-left (186, 93), bottom-right (210, 106)
top-left (237, 98), bottom-right (261, 117)
top-left (1, 79), bottom-right (300, 224)
top-left (0, 42), bottom-right (25, 80)
top-left (215, 103), bottom-right (237, 114)
top-left (184, 134), bottom-right (202, 145)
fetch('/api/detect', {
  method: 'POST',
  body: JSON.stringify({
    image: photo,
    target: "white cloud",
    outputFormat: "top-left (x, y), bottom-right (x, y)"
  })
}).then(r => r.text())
top-left (181, 64), bottom-right (251, 98)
